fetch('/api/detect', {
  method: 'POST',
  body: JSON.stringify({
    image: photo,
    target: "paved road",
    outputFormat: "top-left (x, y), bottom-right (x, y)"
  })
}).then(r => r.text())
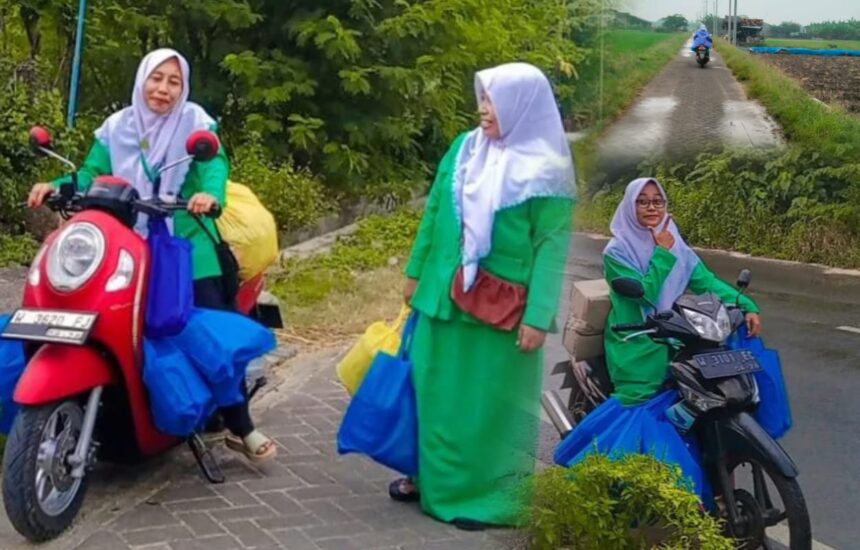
top-left (597, 40), bottom-right (782, 182)
top-left (540, 234), bottom-right (860, 550)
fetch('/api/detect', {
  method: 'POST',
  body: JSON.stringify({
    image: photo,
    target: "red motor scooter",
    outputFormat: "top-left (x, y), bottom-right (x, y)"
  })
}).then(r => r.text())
top-left (0, 127), bottom-right (283, 542)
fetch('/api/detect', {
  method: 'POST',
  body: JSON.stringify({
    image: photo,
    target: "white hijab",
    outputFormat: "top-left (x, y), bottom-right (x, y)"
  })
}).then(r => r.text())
top-left (604, 178), bottom-right (701, 311)
top-left (455, 62), bottom-right (576, 291)
top-left (95, 48), bottom-right (215, 229)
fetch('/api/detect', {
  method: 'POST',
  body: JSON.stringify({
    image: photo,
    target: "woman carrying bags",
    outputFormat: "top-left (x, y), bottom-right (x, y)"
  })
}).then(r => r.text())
top-left (393, 62), bottom-right (576, 529)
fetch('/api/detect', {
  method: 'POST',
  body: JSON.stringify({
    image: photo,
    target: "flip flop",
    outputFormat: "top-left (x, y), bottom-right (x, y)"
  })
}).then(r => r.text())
top-left (388, 478), bottom-right (420, 502)
top-left (224, 434), bottom-right (277, 463)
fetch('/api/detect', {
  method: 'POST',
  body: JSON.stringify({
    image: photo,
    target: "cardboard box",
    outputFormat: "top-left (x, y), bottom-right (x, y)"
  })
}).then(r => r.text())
top-left (570, 279), bottom-right (611, 334)
top-left (562, 279), bottom-right (611, 361)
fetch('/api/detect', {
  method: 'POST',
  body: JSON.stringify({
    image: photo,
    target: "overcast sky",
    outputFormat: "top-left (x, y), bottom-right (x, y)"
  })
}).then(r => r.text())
top-left (624, 0), bottom-right (859, 26)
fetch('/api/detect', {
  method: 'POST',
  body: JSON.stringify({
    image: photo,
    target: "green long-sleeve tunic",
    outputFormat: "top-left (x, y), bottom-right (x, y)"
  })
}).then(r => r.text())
top-left (405, 133), bottom-right (575, 525)
top-left (604, 247), bottom-right (760, 405)
top-left (51, 133), bottom-right (229, 280)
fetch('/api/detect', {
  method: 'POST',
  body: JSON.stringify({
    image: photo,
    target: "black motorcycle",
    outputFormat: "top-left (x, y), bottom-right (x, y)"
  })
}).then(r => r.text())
top-left (696, 45), bottom-right (711, 68)
top-left (542, 271), bottom-right (811, 549)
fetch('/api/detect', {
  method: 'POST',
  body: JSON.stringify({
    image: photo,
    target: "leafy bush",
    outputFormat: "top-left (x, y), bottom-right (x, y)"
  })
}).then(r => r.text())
top-left (578, 147), bottom-right (860, 267)
top-left (0, 234), bottom-right (40, 268)
top-left (527, 454), bottom-right (732, 550)
top-left (270, 208), bottom-right (421, 308)
top-left (230, 135), bottom-right (333, 233)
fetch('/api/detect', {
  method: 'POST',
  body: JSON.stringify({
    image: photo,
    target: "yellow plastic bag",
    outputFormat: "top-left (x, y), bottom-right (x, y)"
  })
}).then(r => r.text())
top-left (215, 182), bottom-right (279, 281)
top-left (336, 306), bottom-right (412, 395)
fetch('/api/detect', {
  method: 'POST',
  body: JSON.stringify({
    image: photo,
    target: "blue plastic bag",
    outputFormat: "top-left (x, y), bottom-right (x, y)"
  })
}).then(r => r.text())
top-left (0, 315), bottom-right (26, 433)
top-left (145, 217), bottom-right (195, 338)
top-left (172, 308), bottom-right (276, 386)
top-left (554, 391), bottom-right (708, 499)
top-left (337, 312), bottom-right (419, 476)
top-left (143, 338), bottom-right (215, 436)
top-left (728, 327), bottom-right (792, 440)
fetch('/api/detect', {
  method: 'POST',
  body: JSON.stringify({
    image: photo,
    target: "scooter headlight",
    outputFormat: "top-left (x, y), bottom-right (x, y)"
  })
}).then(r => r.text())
top-left (47, 222), bottom-right (105, 291)
top-left (683, 306), bottom-right (732, 342)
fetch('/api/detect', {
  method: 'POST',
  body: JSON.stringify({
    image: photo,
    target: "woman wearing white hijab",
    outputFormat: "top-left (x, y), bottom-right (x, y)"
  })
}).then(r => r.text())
top-left (28, 49), bottom-right (275, 462)
top-left (394, 62), bottom-right (576, 528)
top-left (603, 178), bottom-right (761, 405)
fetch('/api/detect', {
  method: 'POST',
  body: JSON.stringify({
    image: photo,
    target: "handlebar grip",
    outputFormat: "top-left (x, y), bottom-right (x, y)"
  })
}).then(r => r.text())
top-left (612, 323), bottom-right (647, 332)
top-left (207, 203), bottom-right (222, 218)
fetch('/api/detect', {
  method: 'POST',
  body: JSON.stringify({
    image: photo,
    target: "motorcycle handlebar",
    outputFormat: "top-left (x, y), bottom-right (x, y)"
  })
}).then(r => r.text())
top-left (134, 198), bottom-right (221, 218)
top-left (612, 323), bottom-right (648, 332)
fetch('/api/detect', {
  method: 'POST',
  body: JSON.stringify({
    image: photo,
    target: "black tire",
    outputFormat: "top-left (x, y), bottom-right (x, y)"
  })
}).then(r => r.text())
top-left (727, 457), bottom-right (812, 550)
top-left (3, 402), bottom-right (89, 542)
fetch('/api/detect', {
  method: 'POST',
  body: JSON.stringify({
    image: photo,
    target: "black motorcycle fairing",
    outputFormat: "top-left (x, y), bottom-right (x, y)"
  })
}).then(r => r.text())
top-left (712, 412), bottom-right (799, 478)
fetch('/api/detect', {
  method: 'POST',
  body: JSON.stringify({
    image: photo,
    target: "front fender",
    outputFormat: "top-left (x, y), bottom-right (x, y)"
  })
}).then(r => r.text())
top-left (718, 412), bottom-right (799, 478)
top-left (14, 344), bottom-right (118, 405)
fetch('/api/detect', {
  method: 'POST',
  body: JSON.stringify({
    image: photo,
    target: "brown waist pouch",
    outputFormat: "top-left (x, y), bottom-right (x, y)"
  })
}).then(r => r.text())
top-left (451, 266), bottom-right (527, 332)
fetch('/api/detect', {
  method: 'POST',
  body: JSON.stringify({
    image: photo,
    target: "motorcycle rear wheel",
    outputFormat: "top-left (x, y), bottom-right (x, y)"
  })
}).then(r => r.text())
top-left (724, 456), bottom-right (811, 550)
top-left (2, 401), bottom-right (90, 542)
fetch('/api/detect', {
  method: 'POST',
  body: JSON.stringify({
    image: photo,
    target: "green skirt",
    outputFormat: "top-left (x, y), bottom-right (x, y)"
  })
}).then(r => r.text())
top-left (411, 312), bottom-right (543, 526)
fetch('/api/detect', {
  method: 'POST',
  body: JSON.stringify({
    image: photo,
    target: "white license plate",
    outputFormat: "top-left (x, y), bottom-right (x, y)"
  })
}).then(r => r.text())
top-left (2, 309), bottom-right (98, 345)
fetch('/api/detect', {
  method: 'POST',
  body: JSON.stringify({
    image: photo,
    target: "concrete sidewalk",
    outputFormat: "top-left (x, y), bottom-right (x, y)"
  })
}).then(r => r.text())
top-left (0, 347), bottom-right (523, 550)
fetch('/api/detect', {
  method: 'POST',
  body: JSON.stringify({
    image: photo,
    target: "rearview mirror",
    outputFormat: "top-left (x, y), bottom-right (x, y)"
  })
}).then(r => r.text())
top-left (29, 126), bottom-right (53, 153)
top-left (185, 130), bottom-right (220, 162)
top-left (737, 269), bottom-right (752, 289)
top-left (611, 277), bottom-right (645, 300)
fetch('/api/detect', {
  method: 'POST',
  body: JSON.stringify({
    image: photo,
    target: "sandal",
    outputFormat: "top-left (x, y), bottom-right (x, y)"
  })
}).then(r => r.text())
top-left (225, 434), bottom-right (277, 463)
top-left (388, 478), bottom-right (420, 502)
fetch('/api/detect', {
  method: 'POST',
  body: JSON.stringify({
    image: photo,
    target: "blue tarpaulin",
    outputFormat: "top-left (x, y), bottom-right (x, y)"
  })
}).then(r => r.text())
top-left (749, 47), bottom-right (860, 57)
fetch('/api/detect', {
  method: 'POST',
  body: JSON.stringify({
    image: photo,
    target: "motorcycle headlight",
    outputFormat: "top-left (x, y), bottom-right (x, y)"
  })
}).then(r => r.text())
top-left (680, 383), bottom-right (726, 414)
top-left (46, 222), bottom-right (105, 291)
top-left (683, 306), bottom-right (732, 342)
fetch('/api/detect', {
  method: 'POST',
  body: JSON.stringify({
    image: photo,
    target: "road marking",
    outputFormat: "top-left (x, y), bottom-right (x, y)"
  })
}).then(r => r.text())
top-left (837, 325), bottom-right (860, 335)
top-left (769, 523), bottom-right (836, 549)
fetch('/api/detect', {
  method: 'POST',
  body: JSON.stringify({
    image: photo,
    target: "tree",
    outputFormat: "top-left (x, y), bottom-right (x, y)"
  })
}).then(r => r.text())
top-left (769, 21), bottom-right (802, 38)
top-left (660, 14), bottom-right (688, 33)
top-left (0, 0), bottom-right (595, 209)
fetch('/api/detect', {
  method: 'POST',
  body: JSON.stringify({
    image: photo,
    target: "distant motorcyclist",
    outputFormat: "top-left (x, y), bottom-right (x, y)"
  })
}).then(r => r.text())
top-left (691, 24), bottom-right (714, 51)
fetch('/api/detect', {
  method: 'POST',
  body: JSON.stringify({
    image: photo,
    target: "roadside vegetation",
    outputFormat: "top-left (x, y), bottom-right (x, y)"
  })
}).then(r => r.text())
top-left (762, 38), bottom-right (860, 50)
top-left (578, 38), bottom-right (860, 268)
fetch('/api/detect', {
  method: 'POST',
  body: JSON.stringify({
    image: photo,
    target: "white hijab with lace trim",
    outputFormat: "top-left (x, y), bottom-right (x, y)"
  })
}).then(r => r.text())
top-left (455, 62), bottom-right (576, 291)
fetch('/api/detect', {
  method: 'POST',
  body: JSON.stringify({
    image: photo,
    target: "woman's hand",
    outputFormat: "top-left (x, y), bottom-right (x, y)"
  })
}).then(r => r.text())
top-left (187, 192), bottom-right (218, 215)
top-left (745, 313), bottom-right (762, 337)
top-left (403, 278), bottom-right (418, 305)
top-left (27, 183), bottom-right (55, 208)
top-left (650, 215), bottom-right (675, 250)
top-left (518, 325), bottom-right (546, 353)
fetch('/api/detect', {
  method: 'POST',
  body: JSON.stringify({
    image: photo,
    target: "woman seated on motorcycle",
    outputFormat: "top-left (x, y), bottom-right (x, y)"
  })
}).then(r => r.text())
top-left (27, 48), bottom-right (276, 463)
top-left (604, 178), bottom-right (761, 405)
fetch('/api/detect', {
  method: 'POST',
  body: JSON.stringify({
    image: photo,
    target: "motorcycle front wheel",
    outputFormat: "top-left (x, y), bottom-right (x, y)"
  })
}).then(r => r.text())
top-left (2, 401), bottom-right (90, 542)
top-left (722, 456), bottom-right (811, 550)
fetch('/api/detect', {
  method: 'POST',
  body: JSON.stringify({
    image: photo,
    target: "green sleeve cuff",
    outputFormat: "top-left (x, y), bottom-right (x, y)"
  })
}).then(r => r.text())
top-left (739, 294), bottom-right (760, 314)
top-left (523, 304), bottom-right (556, 332)
top-left (404, 260), bottom-right (424, 279)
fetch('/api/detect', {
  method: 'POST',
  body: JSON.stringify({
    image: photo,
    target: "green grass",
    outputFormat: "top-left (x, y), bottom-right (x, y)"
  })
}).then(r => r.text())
top-left (718, 38), bottom-right (860, 161)
top-left (762, 38), bottom-right (860, 50)
top-left (603, 29), bottom-right (678, 53)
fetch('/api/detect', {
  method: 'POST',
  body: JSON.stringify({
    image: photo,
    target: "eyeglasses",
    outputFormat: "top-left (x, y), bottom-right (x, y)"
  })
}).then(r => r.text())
top-left (635, 198), bottom-right (666, 209)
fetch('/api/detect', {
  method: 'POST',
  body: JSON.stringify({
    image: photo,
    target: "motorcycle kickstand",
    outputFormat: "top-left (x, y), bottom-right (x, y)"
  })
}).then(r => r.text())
top-left (188, 433), bottom-right (226, 484)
